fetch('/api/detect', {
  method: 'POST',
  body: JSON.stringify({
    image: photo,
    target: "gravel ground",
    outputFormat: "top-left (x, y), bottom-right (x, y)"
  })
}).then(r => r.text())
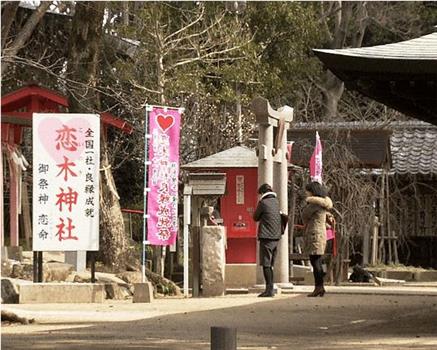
top-left (2, 292), bottom-right (437, 349)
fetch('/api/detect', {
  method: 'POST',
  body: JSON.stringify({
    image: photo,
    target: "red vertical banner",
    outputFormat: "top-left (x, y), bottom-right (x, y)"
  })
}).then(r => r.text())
top-left (309, 131), bottom-right (322, 183)
top-left (147, 107), bottom-right (181, 246)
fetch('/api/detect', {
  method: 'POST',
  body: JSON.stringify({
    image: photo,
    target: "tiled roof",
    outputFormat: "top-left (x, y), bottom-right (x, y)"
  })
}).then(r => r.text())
top-left (289, 121), bottom-right (437, 175)
top-left (313, 33), bottom-right (437, 124)
top-left (314, 32), bottom-right (437, 61)
top-left (182, 146), bottom-right (258, 168)
top-left (288, 123), bottom-right (391, 168)
top-left (390, 121), bottom-right (437, 175)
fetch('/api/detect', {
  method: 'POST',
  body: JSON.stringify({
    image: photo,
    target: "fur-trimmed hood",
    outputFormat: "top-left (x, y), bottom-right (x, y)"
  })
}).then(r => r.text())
top-left (306, 196), bottom-right (333, 210)
top-left (260, 191), bottom-right (277, 200)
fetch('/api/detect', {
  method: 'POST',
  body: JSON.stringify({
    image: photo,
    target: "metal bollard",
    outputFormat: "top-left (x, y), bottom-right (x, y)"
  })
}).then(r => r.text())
top-left (211, 326), bottom-right (237, 350)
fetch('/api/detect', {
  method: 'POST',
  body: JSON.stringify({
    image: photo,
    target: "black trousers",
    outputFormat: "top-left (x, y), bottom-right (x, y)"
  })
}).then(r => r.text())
top-left (310, 255), bottom-right (324, 287)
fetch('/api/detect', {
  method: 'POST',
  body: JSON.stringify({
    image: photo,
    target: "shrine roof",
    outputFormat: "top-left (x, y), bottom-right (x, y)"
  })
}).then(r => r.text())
top-left (313, 32), bottom-right (437, 124)
top-left (289, 120), bottom-right (437, 175)
top-left (182, 146), bottom-right (258, 169)
top-left (1, 84), bottom-right (133, 134)
top-left (314, 32), bottom-right (437, 64)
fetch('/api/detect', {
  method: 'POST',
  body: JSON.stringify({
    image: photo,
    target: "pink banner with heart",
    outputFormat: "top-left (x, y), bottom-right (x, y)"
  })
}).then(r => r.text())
top-left (147, 107), bottom-right (181, 246)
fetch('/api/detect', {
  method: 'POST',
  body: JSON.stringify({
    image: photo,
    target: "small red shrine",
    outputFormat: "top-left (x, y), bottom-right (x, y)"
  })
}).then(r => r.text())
top-left (1, 84), bottom-right (133, 248)
top-left (183, 146), bottom-right (260, 287)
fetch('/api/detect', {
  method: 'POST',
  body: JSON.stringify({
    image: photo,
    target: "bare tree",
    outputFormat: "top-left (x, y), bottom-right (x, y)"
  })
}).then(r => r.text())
top-left (317, 1), bottom-right (368, 120)
top-left (66, 1), bottom-right (130, 270)
top-left (1, 1), bottom-right (52, 75)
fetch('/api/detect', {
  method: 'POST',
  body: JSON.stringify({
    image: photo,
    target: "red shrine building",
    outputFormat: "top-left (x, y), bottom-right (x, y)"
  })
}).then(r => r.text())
top-left (183, 146), bottom-right (263, 287)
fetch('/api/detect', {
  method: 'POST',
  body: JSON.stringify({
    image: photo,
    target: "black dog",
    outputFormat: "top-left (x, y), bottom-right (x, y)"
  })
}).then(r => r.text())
top-left (349, 264), bottom-right (373, 283)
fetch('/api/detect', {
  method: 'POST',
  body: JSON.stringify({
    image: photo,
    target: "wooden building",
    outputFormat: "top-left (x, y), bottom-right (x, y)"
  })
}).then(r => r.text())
top-left (313, 31), bottom-right (437, 268)
top-left (288, 121), bottom-right (437, 268)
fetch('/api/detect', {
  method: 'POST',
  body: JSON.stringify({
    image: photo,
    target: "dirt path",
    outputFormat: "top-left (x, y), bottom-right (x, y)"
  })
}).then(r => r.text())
top-left (2, 293), bottom-right (437, 349)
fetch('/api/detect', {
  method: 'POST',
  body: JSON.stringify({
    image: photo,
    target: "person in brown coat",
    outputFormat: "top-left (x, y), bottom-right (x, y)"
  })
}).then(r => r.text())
top-left (302, 181), bottom-right (333, 297)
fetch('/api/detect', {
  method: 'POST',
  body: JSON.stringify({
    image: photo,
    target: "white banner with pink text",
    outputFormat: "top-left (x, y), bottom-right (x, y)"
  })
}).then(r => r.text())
top-left (32, 113), bottom-right (100, 251)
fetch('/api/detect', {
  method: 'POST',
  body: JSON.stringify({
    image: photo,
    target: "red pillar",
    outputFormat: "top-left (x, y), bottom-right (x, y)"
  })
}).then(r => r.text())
top-left (0, 140), bottom-right (4, 247)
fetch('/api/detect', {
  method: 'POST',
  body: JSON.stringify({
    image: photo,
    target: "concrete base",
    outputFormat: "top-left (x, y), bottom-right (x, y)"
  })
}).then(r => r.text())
top-left (368, 270), bottom-right (437, 282)
top-left (276, 282), bottom-right (294, 290)
top-left (3, 246), bottom-right (23, 261)
top-left (292, 265), bottom-right (314, 285)
top-left (225, 264), bottom-right (256, 288)
top-left (414, 271), bottom-right (437, 282)
top-left (19, 283), bottom-right (105, 304)
top-left (133, 282), bottom-right (154, 303)
top-left (248, 285), bottom-right (282, 296)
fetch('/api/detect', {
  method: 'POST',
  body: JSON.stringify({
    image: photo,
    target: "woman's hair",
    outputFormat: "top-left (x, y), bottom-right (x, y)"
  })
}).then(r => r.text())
top-left (305, 181), bottom-right (327, 198)
top-left (258, 183), bottom-right (272, 194)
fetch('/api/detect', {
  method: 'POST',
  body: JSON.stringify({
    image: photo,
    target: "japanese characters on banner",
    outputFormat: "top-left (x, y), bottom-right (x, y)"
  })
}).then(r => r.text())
top-left (309, 131), bottom-right (323, 184)
top-left (147, 107), bottom-right (181, 246)
top-left (33, 114), bottom-right (100, 251)
top-left (236, 175), bottom-right (245, 205)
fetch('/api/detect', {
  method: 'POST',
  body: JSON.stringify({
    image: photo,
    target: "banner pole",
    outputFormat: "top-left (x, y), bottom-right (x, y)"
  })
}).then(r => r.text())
top-left (143, 105), bottom-right (152, 283)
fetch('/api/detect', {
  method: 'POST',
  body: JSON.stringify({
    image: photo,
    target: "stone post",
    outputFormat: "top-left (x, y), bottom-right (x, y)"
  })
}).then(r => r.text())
top-left (273, 116), bottom-right (289, 284)
top-left (255, 124), bottom-right (273, 284)
top-left (201, 225), bottom-right (226, 297)
top-left (251, 97), bottom-right (293, 286)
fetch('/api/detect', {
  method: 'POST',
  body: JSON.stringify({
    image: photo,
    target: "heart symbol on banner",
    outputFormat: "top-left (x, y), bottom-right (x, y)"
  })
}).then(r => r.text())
top-left (38, 117), bottom-right (90, 163)
top-left (156, 114), bottom-right (174, 133)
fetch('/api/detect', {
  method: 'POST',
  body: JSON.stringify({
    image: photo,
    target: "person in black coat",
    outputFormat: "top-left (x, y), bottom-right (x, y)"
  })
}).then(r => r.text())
top-left (253, 183), bottom-right (282, 297)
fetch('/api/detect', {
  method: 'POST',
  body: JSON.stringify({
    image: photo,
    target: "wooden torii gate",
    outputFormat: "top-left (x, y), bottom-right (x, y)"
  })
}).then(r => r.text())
top-left (250, 96), bottom-right (293, 286)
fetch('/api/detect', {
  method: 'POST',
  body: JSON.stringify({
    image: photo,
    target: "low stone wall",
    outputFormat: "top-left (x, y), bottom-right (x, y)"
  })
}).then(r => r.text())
top-left (19, 283), bottom-right (105, 303)
top-left (225, 264), bottom-right (256, 288)
top-left (368, 269), bottom-right (437, 282)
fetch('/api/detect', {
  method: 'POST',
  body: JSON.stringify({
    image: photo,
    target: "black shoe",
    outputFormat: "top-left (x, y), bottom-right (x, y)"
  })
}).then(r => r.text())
top-left (258, 286), bottom-right (275, 297)
top-left (307, 286), bottom-right (324, 297)
top-left (319, 287), bottom-right (326, 297)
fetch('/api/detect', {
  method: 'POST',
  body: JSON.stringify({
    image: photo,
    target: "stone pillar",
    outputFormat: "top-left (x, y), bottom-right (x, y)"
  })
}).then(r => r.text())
top-left (256, 124), bottom-right (273, 284)
top-left (201, 226), bottom-right (226, 297)
top-left (273, 120), bottom-right (289, 284)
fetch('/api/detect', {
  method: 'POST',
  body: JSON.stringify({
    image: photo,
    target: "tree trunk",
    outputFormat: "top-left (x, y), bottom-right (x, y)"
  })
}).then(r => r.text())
top-left (321, 70), bottom-right (344, 120)
top-left (67, 1), bottom-right (104, 112)
top-left (99, 138), bottom-right (128, 269)
top-left (320, 1), bottom-right (368, 120)
top-left (1, 2), bottom-right (19, 51)
top-left (66, 1), bottom-right (129, 270)
top-left (1, 1), bottom-right (51, 75)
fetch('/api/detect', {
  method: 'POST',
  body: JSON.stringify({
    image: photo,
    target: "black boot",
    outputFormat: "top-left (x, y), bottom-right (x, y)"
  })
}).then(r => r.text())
top-left (307, 285), bottom-right (325, 297)
top-left (259, 267), bottom-right (274, 297)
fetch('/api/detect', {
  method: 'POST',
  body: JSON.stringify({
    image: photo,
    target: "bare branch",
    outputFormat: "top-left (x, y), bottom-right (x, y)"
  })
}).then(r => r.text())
top-left (2, 1), bottom-right (52, 75)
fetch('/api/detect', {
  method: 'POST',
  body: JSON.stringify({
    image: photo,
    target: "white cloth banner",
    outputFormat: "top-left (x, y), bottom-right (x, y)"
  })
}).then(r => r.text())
top-left (33, 113), bottom-right (100, 251)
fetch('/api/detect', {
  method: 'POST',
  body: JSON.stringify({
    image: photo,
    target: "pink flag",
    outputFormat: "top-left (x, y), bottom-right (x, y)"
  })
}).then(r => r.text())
top-left (309, 131), bottom-right (322, 183)
top-left (286, 141), bottom-right (294, 163)
top-left (147, 107), bottom-right (181, 245)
